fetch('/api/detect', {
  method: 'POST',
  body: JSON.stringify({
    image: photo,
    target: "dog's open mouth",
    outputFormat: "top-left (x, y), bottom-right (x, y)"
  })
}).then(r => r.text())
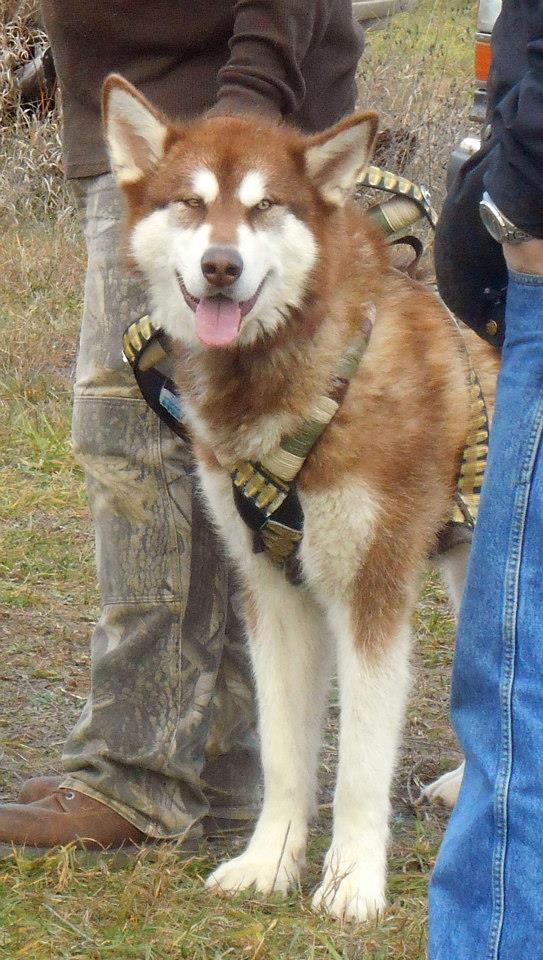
top-left (177, 276), bottom-right (266, 347)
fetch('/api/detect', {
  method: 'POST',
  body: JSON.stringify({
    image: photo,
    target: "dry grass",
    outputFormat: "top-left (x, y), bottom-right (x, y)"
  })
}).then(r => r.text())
top-left (0, 9), bottom-right (71, 223)
top-left (0, 1), bottom-right (475, 956)
top-left (1, 1), bottom-right (41, 25)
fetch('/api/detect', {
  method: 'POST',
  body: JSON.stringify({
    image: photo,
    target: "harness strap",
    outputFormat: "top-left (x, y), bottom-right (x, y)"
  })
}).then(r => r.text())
top-left (122, 312), bottom-right (374, 584)
top-left (231, 462), bottom-right (305, 584)
top-left (122, 317), bottom-right (188, 440)
top-left (229, 312), bottom-right (374, 582)
top-left (450, 367), bottom-right (490, 529)
top-left (357, 169), bottom-right (491, 537)
top-left (359, 165), bottom-right (438, 228)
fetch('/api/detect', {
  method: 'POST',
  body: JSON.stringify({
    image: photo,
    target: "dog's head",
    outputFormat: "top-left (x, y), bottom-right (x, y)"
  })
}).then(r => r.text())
top-left (103, 75), bottom-right (377, 350)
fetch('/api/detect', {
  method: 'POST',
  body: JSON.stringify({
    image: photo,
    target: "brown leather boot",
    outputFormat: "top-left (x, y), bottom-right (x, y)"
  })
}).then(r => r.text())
top-left (0, 789), bottom-right (146, 851)
top-left (19, 775), bottom-right (62, 804)
top-left (17, 775), bottom-right (255, 837)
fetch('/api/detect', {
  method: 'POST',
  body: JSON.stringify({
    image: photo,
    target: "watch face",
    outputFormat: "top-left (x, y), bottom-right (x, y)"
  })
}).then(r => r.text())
top-left (479, 200), bottom-right (503, 242)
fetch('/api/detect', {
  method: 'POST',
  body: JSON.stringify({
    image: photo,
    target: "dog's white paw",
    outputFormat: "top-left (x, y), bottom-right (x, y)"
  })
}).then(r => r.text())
top-left (420, 761), bottom-right (464, 809)
top-left (312, 849), bottom-right (386, 922)
top-left (206, 847), bottom-right (302, 896)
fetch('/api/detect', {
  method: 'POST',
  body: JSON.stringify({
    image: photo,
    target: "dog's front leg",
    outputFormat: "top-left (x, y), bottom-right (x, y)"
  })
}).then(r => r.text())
top-left (312, 601), bottom-right (411, 922)
top-left (207, 564), bottom-right (330, 896)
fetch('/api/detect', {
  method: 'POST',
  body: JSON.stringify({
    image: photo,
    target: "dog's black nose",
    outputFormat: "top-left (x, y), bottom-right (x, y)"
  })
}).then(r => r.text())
top-left (201, 246), bottom-right (243, 288)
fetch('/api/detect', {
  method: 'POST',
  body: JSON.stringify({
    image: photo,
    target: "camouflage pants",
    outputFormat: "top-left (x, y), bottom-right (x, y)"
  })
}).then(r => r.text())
top-left (60, 174), bottom-right (261, 838)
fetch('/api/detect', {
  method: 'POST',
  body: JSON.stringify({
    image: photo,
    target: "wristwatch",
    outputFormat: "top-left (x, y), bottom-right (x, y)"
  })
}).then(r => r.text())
top-left (479, 192), bottom-right (535, 245)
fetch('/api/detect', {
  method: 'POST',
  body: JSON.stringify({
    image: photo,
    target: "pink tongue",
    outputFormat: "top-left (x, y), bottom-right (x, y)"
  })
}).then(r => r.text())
top-left (195, 295), bottom-right (242, 347)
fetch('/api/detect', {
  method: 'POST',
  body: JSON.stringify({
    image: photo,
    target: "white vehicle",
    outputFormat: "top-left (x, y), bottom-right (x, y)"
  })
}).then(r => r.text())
top-left (447, 0), bottom-right (502, 186)
top-left (353, 0), bottom-right (418, 26)
top-left (471, 0), bottom-right (502, 123)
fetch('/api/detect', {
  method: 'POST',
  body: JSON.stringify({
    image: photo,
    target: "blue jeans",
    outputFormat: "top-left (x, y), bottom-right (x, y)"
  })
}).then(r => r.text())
top-left (429, 271), bottom-right (543, 959)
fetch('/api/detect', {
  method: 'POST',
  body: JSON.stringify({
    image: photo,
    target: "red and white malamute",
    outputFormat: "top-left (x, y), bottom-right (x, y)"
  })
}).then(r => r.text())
top-left (103, 75), bottom-right (497, 922)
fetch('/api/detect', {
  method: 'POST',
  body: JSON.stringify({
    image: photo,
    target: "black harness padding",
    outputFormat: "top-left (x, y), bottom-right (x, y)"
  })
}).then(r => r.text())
top-left (122, 319), bottom-right (189, 442)
top-left (232, 471), bottom-right (302, 539)
top-left (232, 467), bottom-right (304, 579)
top-left (133, 363), bottom-right (189, 441)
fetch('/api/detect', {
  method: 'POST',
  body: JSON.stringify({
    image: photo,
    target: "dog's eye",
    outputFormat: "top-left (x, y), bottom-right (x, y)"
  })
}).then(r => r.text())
top-left (254, 199), bottom-right (274, 212)
top-left (183, 197), bottom-right (204, 209)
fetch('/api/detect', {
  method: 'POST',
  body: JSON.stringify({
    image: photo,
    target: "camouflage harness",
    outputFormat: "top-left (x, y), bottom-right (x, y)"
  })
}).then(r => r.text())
top-left (123, 312), bottom-right (373, 585)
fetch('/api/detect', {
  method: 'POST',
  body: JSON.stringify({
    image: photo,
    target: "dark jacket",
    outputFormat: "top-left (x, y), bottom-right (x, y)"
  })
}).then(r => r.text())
top-left (40, 0), bottom-right (364, 179)
top-left (435, 0), bottom-right (543, 347)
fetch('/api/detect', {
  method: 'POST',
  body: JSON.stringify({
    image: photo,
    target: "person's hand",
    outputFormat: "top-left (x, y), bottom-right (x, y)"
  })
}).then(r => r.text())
top-left (503, 238), bottom-right (543, 276)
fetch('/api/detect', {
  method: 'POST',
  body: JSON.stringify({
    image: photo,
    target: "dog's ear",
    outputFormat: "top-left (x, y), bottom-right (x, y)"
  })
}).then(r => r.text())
top-left (102, 74), bottom-right (168, 186)
top-left (304, 112), bottom-right (378, 206)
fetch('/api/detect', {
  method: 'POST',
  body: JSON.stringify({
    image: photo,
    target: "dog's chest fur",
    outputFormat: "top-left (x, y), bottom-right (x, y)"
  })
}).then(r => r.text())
top-left (175, 247), bottom-right (470, 603)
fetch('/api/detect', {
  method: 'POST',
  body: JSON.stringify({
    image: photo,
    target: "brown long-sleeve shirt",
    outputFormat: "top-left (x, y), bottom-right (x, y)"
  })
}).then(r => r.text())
top-left (41, 1), bottom-right (364, 179)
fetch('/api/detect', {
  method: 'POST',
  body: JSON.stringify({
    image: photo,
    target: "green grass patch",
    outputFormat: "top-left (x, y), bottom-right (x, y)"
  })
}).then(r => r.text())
top-left (0, 833), bottom-right (432, 960)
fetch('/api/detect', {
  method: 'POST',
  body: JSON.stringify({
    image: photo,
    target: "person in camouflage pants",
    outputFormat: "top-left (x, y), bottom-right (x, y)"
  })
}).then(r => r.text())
top-left (62, 176), bottom-right (261, 839)
top-left (0, 176), bottom-right (261, 849)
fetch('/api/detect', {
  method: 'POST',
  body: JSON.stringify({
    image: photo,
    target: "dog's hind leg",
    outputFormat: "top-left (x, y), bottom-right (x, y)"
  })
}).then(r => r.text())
top-left (420, 542), bottom-right (471, 809)
top-left (312, 600), bottom-right (411, 922)
top-left (206, 563), bottom-right (331, 896)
